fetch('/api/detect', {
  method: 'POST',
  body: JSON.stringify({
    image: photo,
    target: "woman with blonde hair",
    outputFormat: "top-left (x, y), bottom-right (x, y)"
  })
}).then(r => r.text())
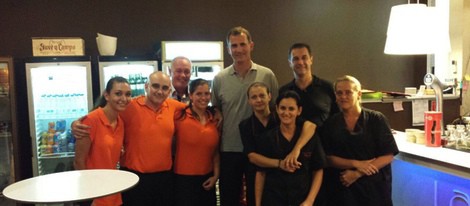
top-left (320, 75), bottom-right (399, 206)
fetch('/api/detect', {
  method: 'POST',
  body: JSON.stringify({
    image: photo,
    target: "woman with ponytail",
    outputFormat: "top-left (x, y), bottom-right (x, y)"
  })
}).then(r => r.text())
top-left (74, 76), bottom-right (131, 206)
top-left (173, 78), bottom-right (220, 206)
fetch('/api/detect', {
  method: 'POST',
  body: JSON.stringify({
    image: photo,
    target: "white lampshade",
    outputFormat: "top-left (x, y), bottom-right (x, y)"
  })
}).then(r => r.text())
top-left (384, 4), bottom-right (451, 55)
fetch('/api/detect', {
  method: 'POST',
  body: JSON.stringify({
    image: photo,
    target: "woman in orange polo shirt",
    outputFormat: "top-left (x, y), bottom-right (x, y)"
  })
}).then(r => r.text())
top-left (74, 76), bottom-right (132, 206)
top-left (173, 78), bottom-right (220, 206)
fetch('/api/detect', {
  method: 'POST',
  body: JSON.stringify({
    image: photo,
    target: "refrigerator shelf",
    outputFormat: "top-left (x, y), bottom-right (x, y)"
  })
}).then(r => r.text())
top-left (35, 113), bottom-right (87, 120)
top-left (39, 152), bottom-right (75, 159)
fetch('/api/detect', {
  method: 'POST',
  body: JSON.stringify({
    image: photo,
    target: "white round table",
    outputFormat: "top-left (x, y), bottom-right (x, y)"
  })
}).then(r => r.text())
top-left (2, 169), bottom-right (139, 204)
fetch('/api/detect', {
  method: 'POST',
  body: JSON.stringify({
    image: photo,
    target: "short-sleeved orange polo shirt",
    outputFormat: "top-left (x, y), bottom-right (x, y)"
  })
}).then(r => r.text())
top-left (174, 108), bottom-right (219, 175)
top-left (82, 107), bottom-right (124, 206)
top-left (119, 96), bottom-right (186, 173)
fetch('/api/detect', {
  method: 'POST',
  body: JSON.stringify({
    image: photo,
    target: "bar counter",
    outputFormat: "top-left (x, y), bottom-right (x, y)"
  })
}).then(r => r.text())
top-left (392, 131), bottom-right (470, 205)
top-left (393, 131), bottom-right (470, 178)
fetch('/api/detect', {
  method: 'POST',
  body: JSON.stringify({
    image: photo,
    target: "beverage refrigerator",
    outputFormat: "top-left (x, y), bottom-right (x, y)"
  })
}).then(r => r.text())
top-left (25, 57), bottom-right (93, 176)
top-left (98, 56), bottom-right (158, 97)
top-left (161, 41), bottom-right (224, 87)
top-left (0, 56), bottom-right (18, 194)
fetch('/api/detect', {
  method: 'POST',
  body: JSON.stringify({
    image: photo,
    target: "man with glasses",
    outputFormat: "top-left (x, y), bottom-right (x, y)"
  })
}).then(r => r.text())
top-left (72, 71), bottom-right (186, 205)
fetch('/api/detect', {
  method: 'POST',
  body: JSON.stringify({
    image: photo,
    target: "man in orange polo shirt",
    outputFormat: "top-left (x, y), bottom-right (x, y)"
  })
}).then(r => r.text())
top-left (72, 71), bottom-right (186, 206)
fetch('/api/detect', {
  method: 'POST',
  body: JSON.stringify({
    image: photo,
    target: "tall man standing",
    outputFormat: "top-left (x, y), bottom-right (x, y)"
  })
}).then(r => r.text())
top-left (211, 26), bottom-right (279, 206)
top-left (279, 43), bottom-right (339, 127)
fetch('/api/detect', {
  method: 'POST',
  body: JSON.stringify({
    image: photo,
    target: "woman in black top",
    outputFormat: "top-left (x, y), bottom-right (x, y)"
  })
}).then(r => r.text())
top-left (239, 82), bottom-right (317, 206)
top-left (320, 75), bottom-right (399, 206)
top-left (255, 91), bottom-right (326, 206)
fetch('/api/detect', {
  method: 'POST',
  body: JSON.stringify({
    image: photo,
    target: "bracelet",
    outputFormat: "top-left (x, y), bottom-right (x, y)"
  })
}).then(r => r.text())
top-left (277, 159), bottom-right (281, 169)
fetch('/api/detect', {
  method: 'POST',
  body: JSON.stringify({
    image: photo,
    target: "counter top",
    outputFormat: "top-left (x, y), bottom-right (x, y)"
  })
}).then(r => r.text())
top-left (394, 131), bottom-right (470, 179)
top-left (394, 131), bottom-right (470, 169)
top-left (363, 94), bottom-right (460, 103)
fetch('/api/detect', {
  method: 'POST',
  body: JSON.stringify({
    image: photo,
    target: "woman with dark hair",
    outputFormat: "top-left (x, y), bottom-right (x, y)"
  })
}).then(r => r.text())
top-left (255, 91), bottom-right (327, 206)
top-left (74, 76), bottom-right (132, 206)
top-left (173, 78), bottom-right (220, 206)
top-left (239, 82), bottom-right (317, 206)
top-left (320, 75), bottom-right (398, 206)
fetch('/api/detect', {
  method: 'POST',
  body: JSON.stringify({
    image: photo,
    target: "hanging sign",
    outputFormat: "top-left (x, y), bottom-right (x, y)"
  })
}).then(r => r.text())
top-left (32, 37), bottom-right (85, 56)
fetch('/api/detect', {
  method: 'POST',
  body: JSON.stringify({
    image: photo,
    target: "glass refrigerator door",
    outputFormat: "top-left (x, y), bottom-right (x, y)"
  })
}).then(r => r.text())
top-left (0, 57), bottom-right (15, 193)
top-left (100, 62), bottom-right (157, 97)
top-left (162, 61), bottom-right (223, 88)
top-left (26, 63), bottom-right (92, 176)
top-left (191, 62), bottom-right (223, 87)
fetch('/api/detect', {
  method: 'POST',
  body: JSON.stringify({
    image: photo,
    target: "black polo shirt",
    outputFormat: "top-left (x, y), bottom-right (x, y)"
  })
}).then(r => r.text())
top-left (239, 111), bottom-right (306, 156)
top-left (320, 108), bottom-right (399, 206)
top-left (239, 112), bottom-right (278, 155)
top-left (279, 75), bottom-right (339, 127)
top-left (257, 125), bottom-right (327, 206)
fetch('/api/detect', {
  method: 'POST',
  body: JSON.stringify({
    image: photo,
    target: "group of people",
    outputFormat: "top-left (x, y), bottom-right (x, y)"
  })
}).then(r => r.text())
top-left (71, 26), bottom-right (399, 206)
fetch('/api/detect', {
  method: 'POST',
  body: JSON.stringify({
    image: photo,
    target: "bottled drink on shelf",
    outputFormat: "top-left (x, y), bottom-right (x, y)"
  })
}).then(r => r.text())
top-left (129, 74), bottom-right (136, 97)
top-left (58, 132), bottom-right (68, 153)
top-left (140, 75), bottom-right (148, 96)
top-left (56, 120), bottom-right (66, 133)
top-left (47, 133), bottom-right (54, 146)
top-left (40, 132), bottom-right (48, 146)
top-left (135, 73), bottom-right (144, 96)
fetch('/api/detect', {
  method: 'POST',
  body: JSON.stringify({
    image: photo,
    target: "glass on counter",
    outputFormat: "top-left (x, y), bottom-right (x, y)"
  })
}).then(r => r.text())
top-left (443, 123), bottom-right (470, 152)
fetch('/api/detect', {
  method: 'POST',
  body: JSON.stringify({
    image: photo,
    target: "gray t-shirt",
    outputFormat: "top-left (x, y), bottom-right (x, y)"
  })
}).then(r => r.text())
top-left (211, 62), bottom-right (279, 152)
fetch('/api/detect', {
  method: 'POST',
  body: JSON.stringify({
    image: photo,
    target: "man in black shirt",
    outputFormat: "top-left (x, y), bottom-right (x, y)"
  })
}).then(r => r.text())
top-left (279, 43), bottom-right (339, 127)
top-left (279, 43), bottom-right (339, 206)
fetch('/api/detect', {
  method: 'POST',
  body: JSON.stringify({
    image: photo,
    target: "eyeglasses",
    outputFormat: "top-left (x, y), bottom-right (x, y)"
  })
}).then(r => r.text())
top-left (335, 90), bottom-right (355, 97)
top-left (150, 83), bottom-right (171, 92)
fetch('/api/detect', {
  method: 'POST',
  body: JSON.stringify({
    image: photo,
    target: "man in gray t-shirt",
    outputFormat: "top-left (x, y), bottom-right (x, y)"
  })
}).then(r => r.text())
top-left (211, 26), bottom-right (278, 206)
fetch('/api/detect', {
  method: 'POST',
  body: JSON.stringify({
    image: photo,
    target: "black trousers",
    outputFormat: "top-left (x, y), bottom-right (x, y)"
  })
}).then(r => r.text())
top-left (174, 173), bottom-right (216, 206)
top-left (219, 152), bottom-right (252, 206)
top-left (245, 163), bottom-right (257, 206)
top-left (121, 168), bottom-right (174, 206)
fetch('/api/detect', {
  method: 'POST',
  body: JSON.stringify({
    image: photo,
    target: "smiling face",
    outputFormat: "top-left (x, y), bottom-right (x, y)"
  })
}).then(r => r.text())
top-left (248, 85), bottom-right (271, 113)
top-left (170, 58), bottom-right (191, 92)
top-left (289, 47), bottom-right (313, 78)
top-left (104, 82), bottom-right (132, 112)
top-left (189, 83), bottom-right (211, 111)
top-left (276, 97), bottom-right (302, 126)
top-left (228, 33), bottom-right (254, 64)
top-left (145, 72), bottom-right (171, 108)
